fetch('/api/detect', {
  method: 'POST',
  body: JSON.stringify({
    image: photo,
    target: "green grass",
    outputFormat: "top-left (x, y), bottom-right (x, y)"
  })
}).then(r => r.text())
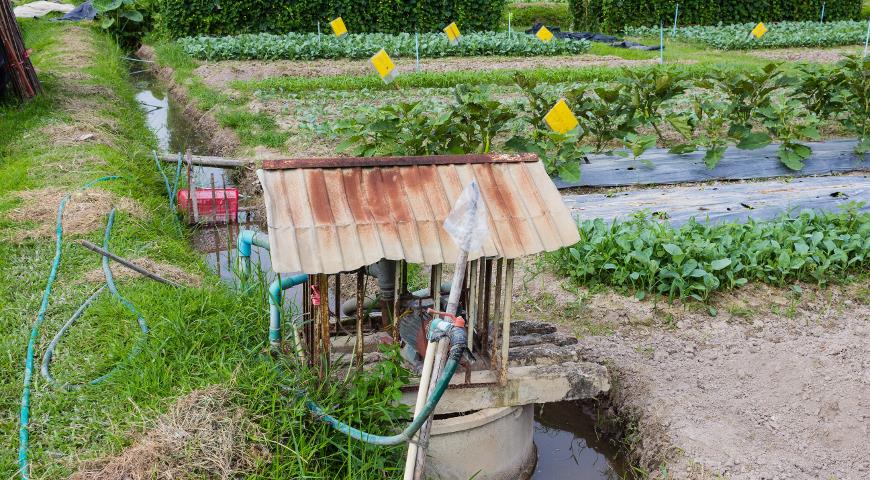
top-left (1, 21), bottom-right (407, 479)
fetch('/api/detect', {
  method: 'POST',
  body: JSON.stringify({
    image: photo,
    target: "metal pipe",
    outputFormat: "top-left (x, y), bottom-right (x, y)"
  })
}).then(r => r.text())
top-left (79, 241), bottom-right (183, 288)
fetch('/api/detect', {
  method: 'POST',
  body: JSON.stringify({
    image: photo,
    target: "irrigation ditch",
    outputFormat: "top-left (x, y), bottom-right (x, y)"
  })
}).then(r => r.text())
top-left (132, 46), bottom-right (870, 479)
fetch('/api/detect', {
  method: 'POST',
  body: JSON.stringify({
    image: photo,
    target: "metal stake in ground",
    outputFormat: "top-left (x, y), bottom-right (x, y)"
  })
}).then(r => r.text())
top-left (79, 241), bottom-right (184, 288)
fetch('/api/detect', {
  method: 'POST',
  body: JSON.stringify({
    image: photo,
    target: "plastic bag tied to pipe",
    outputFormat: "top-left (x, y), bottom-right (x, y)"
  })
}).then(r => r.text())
top-left (443, 180), bottom-right (489, 253)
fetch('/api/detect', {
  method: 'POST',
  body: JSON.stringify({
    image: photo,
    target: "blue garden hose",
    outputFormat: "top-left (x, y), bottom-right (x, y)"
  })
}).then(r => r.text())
top-left (17, 178), bottom-right (148, 479)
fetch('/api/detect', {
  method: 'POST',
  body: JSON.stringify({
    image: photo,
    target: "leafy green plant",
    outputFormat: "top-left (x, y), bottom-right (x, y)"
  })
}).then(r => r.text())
top-left (451, 85), bottom-right (515, 153)
top-left (698, 63), bottom-right (790, 136)
top-left (666, 99), bottom-right (732, 168)
top-left (550, 206), bottom-right (870, 304)
top-left (507, 127), bottom-right (590, 181)
top-left (94, 0), bottom-right (151, 44)
top-left (626, 20), bottom-right (869, 50)
top-left (616, 133), bottom-right (657, 168)
top-left (794, 63), bottom-right (846, 121)
top-left (618, 68), bottom-right (687, 141)
top-left (177, 31), bottom-right (590, 61)
top-left (837, 55), bottom-right (870, 157)
top-left (573, 85), bottom-right (639, 154)
top-left (757, 98), bottom-right (821, 170)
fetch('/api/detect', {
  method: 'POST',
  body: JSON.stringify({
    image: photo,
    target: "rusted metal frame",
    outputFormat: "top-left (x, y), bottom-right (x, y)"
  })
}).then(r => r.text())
top-left (391, 260), bottom-right (404, 342)
top-left (185, 150), bottom-right (198, 225)
top-left (261, 153), bottom-right (540, 170)
top-left (334, 272), bottom-right (341, 335)
top-left (491, 258), bottom-right (504, 365)
top-left (467, 259), bottom-right (478, 352)
top-left (303, 275), bottom-right (319, 367)
top-left (481, 258), bottom-right (492, 356)
top-left (355, 268), bottom-right (365, 371)
top-left (475, 258), bottom-right (487, 353)
top-left (431, 264), bottom-right (442, 311)
top-left (318, 273), bottom-right (330, 377)
top-left (499, 259), bottom-right (514, 386)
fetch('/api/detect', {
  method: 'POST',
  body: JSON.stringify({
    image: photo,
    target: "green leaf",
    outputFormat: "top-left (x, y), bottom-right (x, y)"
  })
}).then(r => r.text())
top-left (779, 147), bottom-right (805, 170)
top-left (100, 17), bottom-right (116, 29)
top-left (93, 0), bottom-right (123, 12)
top-left (557, 160), bottom-right (581, 183)
top-left (668, 143), bottom-right (697, 155)
top-left (702, 146), bottom-right (725, 169)
top-left (121, 10), bottom-right (144, 22)
top-left (736, 132), bottom-right (771, 150)
top-left (663, 244), bottom-right (683, 256)
top-left (710, 258), bottom-right (731, 270)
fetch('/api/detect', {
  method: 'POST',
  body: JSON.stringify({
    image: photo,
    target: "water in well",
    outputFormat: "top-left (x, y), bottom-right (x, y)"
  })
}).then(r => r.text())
top-left (133, 63), bottom-right (629, 480)
top-left (533, 401), bottom-right (628, 479)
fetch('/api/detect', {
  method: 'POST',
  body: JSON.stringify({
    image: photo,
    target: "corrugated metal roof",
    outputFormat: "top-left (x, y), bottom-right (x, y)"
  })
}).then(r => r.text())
top-left (257, 154), bottom-right (580, 274)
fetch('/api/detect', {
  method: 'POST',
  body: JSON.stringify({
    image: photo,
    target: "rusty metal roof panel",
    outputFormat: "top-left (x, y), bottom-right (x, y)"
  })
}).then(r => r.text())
top-left (257, 154), bottom-right (580, 275)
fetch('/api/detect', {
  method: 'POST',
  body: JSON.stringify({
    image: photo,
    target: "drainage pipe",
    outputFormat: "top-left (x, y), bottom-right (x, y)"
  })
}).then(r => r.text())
top-left (238, 230), bottom-right (306, 357)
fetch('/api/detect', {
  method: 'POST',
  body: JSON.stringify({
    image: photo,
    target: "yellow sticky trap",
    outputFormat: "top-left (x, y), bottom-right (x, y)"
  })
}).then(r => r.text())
top-left (751, 22), bottom-right (767, 39)
top-left (544, 99), bottom-right (579, 134)
top-left (370, 49), bottom-right (397, 84)
top-left (330, 17), bottom-right (347, 37)
top-left (536, 25), bottom-right (554, 42)
top-left (443, 22), bottom-right (461, 44)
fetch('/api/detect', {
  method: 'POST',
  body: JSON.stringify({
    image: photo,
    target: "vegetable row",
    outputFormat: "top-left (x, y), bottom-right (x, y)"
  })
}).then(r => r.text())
top-left (626, 20), bottom-right (870, 50)
top-left (177, 32), bottom-right (590, 61)
top-left (334, 56), bottom-right (870, 181)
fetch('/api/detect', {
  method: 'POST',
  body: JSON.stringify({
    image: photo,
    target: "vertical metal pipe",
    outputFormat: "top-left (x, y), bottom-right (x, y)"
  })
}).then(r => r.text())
top-left (499, 259), bottom-right (514, 386)
top-left (221, 173), bottom-right (232, 272)
top-left (355, 268), bottom-right (364, 370)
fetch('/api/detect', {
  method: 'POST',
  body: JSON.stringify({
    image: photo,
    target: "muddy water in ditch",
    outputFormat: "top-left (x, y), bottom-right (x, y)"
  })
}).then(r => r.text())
top-left (133, 67), bottom-right (262, 283)
top-left (133, 65), bottom-right (629, 480)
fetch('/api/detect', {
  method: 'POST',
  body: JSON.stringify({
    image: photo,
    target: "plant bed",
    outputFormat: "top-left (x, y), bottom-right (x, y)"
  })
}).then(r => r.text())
top-left (177, 31), bottom-right (590, 61)
top-left (626, 21), bottom-right (870, 50)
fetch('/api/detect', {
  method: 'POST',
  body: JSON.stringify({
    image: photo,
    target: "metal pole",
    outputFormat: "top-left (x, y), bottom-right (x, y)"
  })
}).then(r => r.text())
top-left (864, 18), bottom-right (870, 58)
top-left (317, 21), bottom-right (321, 41)
top-left (820, 1), bottom-right (825, 23)
top-left (415, 32), bottom-right (420, 72)
top-left (660, 21), bottom-right (664, 65)
top-left (672, 4), bottom-right (679, 37)
top-left (79, 241), bottom-right (184, 288)
top-left (508, 12), bottom-right (512, 37)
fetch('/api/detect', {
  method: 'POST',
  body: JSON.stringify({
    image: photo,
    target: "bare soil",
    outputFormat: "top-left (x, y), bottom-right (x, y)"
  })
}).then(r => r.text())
top-left (194, 55), bottom-right (661, 89)
top-left (515, 257), bottom-right (870, 479)
top-left (749, 46), bottom-right (862, 63)
top-left (71, 386), bottom-right (267, 480)
top-left (5, 188), bottom-right (145, 240)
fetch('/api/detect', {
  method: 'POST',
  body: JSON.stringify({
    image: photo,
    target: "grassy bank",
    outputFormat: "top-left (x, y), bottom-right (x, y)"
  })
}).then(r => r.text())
top-left (0, 21), bottom-right (404, 479)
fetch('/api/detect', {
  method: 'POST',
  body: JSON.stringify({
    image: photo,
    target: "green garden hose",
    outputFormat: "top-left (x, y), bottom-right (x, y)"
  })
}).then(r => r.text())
top-left (17, 178), bottom-right (149, 480)
top-left (40, 208), bottom-right (149, 390)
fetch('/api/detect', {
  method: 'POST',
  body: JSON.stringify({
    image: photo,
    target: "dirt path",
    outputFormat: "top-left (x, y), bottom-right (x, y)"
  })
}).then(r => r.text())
top-left (193, 54), bottom-right (660, 89)
top-left (748, 46), bottom-right (862, 63)
top-left (515, 258), bottom-right (870, 479)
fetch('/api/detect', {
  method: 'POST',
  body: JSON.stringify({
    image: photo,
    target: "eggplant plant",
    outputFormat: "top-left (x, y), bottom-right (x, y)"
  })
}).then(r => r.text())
top-left (757, 99), bottom-right (821, 170)
top-left (836, 55), bottom-right (870, 157)
top-left (793, 63), bottom-right (845, 121)
top-left (451, 85), bottom-right (515, 154)
top-left (666, 98), bottom-right (735, 169)
top-left (618, 67), bottom-right (687, 141)
top-left (574, 86), bottom-right (639, 154)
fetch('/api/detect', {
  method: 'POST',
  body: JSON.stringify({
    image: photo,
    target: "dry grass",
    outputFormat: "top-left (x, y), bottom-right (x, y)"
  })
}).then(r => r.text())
top-left (71, 386), bottom-right (268, 480)
top-left (5, 187), bottom-right (146, 239)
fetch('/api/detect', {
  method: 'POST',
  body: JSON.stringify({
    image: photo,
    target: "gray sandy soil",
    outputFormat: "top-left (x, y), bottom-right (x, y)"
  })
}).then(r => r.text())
top-left (515, 258), bottom-right (870, 479)
top-left (193, 55), bottom-right (660, 89)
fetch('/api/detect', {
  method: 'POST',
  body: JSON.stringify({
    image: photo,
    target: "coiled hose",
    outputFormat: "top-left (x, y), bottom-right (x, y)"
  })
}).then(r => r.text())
top-left (18, 178), bottom-right (149, 480)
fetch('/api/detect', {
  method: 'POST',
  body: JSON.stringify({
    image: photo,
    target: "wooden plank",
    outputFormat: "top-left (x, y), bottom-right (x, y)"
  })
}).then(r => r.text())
top-left (262, 153), bottom-right (538, 170)
top-left (554, 140), bottom-right (868, 189)
top-left (563, 174), bottom-right (870, 227)
top-left (159, 152), bottom-right (249, 168)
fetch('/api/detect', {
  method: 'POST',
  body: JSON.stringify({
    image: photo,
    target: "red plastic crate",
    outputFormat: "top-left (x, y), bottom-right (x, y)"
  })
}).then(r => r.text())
top-left (177, 188), bottom-right (239, 221)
